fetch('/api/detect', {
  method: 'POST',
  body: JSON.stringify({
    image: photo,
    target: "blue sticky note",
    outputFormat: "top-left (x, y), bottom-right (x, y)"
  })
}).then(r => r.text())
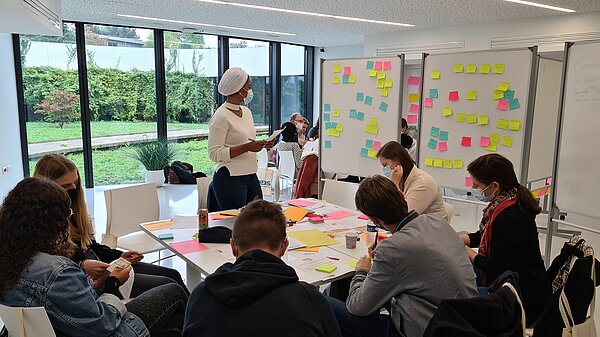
top-left (504, 90), bottom-right (515, 100)
top-left (430, 126), bottom-right (440, 137)
top-left (360, 148), bottom-right (369, 157)
top-left (366, 61), bottom-right (374, 70)
top-left (439, 131), bottom-right (449, 141)
top-left (332, 122), bottom-right (338, 129)
top-left (429, 88), bottom-right (438, 98)
top-left (427, 138), bottom-right (438, 150)
top-left (356, 92), bottom-right (364, 102)
top-left (325, 140), bottom-right (332, 149)
top-left (324, 104), bottom-right (331, 112)
top-left (365, 139), bottom-right (374, 148)
top-left (349, 109), bottom-right (357, 118)
top-left (342, 75), bottom-right (350, 84)
top-left (324, 113), bottom-right (330, 122)
top-left (325, 122), bottom-right (333, 129)
top-left (364, 96), bottom-right (373, 106)
top-left (379, 102), bottom-right (388, 112)
top-left (509, 98), bottom-right (521, 110)
top-left (357, 112), bottom-right (365, 121)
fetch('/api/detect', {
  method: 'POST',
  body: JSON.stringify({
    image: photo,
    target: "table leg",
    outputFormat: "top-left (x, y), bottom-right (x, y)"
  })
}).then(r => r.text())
top-left (186, 264), bottom-right (203, 290)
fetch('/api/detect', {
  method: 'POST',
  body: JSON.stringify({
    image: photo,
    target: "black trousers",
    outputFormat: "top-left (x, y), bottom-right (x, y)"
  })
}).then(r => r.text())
top-left (208, 167), bottom-right (262, 212)
top-left (132, 262), bottom-right (189, 298)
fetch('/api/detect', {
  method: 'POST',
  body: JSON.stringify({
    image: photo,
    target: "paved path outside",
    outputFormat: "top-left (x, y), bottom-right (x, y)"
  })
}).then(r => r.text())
top-left (28, 126), bottom-right (269, 159)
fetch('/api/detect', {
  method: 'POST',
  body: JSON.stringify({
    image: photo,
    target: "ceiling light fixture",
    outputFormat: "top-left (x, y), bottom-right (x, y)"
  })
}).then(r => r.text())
top-left (117, 14), bottom-right (296, 36)
top-left (503, 0), bottom-right (575, 13)
top-left (195, 0), bottom-right (414, 27)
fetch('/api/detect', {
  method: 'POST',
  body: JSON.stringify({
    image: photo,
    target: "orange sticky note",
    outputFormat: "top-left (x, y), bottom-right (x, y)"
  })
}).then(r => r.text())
top-left (284, 206), bottom-right (309, 222)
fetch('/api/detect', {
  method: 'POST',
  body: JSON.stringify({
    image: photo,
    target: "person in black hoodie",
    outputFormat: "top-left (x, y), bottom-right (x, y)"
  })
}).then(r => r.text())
top-left (182, 200), bottom-right (342, 337)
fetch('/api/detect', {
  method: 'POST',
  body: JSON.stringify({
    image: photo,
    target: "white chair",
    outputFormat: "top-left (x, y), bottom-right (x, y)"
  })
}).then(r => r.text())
top-left (0, 304), bottom-right (56, 337)
top-left (443, 201), bottom-right (456, 224)
top-left (102, 183), bottom-right (164, 254)
top-left (321, 179), bottom-right (360, 210)
top-left (277, 151), bottom-right (296, 201)
top-left (197, 176), bottom-right (213, 209)
top-left (257, 148), bottom-right (269, 169)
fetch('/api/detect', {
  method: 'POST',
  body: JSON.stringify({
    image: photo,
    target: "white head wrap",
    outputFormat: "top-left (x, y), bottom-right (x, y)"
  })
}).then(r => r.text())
top-left (218, 67), bottom-right (249, 96)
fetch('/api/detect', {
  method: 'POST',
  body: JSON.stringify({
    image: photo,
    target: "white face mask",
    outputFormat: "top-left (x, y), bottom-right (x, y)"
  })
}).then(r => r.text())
top-left (242, 88), bottom-right (253, 105)
top-left (382, 165), bottom-right (392, 178)
top-left (475, 183), bottom-right (495, 202)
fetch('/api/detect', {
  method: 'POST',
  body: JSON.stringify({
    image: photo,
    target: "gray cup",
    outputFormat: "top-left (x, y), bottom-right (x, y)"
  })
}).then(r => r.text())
top-left (345, 232), bottom-right (359, 249)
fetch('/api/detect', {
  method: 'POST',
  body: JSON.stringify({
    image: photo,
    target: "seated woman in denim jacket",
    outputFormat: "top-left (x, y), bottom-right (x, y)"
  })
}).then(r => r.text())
top-left (0, 178), bottom-right (188, 337)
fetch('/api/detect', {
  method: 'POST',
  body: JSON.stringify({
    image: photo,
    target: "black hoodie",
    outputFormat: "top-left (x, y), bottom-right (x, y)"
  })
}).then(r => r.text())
top-left (182, 249), bottom-right (342, 337)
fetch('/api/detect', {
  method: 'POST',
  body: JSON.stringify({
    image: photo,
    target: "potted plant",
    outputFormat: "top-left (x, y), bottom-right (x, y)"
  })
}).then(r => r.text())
top-left (132, 140), bottom-right (176, 187)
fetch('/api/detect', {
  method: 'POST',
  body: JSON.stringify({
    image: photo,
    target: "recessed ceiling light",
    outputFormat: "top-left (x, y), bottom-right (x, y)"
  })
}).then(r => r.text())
top-left (503, 0), bottom-right (575, 13)
top-left (195, 0), bottom-right (414, 27)
top-left (116, 14), bottom-right (296, 36)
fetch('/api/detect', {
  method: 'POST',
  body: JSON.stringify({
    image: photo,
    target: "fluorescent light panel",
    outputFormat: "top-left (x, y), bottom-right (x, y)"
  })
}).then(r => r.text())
top-left (117, 14), bottom-right (296, 36)
top-left (503, 0), bottom-right (575, 13)
top-left (195, 0), bottom-right (414, 27)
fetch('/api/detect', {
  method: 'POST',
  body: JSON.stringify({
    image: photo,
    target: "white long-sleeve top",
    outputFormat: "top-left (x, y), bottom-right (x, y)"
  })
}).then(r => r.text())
top-left (208, 102), bottom-right (257, 176)
top-left (403, 166), bottom-right (446, 220)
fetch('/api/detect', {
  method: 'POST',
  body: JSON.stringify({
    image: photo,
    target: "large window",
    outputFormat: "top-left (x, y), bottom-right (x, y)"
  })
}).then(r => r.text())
top-left (229, 38), bottom-right (270, 126)
top-left (281, 44), bottom-right (306, 123)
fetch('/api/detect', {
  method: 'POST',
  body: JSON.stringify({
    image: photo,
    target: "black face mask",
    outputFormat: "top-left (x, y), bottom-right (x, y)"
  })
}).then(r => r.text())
top-left (66, 188), bottom-right (78, 201)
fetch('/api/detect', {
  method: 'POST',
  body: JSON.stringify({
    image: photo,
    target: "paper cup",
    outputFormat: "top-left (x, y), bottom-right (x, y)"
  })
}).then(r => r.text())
top-left (345, 232), bottom-right (358, 249)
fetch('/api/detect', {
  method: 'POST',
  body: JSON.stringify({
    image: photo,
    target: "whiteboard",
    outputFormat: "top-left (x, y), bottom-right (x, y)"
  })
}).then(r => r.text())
top-left (528, 57), bottom-right (562, 182)
top-left (555, 41), bottom-right (600, 219)
top-left (420, 49), bottom-right (534, 190)
top-left (320, 56), bottom-right (403, 176)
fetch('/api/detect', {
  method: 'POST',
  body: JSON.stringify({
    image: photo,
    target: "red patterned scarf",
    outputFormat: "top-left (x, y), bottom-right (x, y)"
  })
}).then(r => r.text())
top-left (478, 188), bottom-right (517, 258)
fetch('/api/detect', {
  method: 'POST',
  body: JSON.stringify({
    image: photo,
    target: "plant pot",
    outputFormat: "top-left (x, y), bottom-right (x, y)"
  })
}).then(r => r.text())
top-left (146, 170), bottom-right (165, 187)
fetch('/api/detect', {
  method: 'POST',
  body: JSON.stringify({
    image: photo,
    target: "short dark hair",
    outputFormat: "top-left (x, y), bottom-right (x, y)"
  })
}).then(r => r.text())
top-left (401, 118), bottom-right (408, 129)
top-left (377, 141), bottom-right (415, 176)
top-left (232, 200), bottom-right (286, 252)
top-left (308, 126), bottom-right (319, 139)
top-left (355, 175), bottom-right (408, 226)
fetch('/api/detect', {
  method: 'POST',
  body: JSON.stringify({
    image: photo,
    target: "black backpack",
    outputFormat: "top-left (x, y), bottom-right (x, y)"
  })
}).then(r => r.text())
top-left (165, 161), bottom-right (206, 184)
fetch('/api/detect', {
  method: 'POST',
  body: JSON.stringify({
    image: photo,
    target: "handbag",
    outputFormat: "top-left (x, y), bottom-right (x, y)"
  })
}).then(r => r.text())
top-left (197, 226), bottom-right (232, 244)
top-left (503, 282), bottom-right (527, 337)
top-left (559, 255), bottom-right (596, 337)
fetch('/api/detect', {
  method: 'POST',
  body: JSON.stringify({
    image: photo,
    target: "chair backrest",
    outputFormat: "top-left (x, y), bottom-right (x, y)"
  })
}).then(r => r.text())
top-left (0, 305), bottom-right (56, 337)
top-left (443, 201), bottom-right (455, 224)
top-left (256, 168), bottom-right (274, 196)
top-left (197, 176), bottom-right (213, 209)
top-left (103, 183), bottom-right (159, 245)
top-left (321, 179), bottom-right (360, 210)
top-left (257, 148), bottom-right (268, 169)
top-left (278, 151), bottom-right (296, 179)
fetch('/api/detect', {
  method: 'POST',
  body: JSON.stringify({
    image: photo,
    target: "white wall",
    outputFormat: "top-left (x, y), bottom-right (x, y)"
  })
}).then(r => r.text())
top-left (0, 33), bottom-right (24, 200)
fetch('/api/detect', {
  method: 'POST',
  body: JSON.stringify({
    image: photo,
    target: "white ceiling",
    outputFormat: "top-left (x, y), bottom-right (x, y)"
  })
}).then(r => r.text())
top-left (61, 0), bottom-right (600, 47)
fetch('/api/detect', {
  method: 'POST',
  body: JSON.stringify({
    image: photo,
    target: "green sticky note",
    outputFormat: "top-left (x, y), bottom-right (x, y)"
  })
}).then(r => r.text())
top-left (509, 98), bottom-right (521, 110)
top-left (494, 64), bottom-right (505, 74)
top-left (379, 102), bottom-right (388, 112)
top-left (497, 119), bottom-right (509, 130)
top-left (342, 75), bottom-right (350, 84)
top-left (430, 126), bottom-right (440, 137)
top-left (365, 139), bottom-right (374, 148)
top-left (325, 140), bottom-right (332, 149)
top-left (366, 61), bottom-right (374, 70)
top-left (356, 92), bottom-right (365, 102)
top-left (324, 103), bottom-right (331, 111)
top-left (478, 115), bottom-right (489, 125)
top-left (442, 106), bottom-right (453, 117)
top-left (364, 96), bottom-right (373, 106)
top-left (349, 109), bottom-right (357, 118)
top-left (467, 90), bottom-right (477, 100)
top-left (424, 157), bottom-right (434, 166)
top-left (333, 108), bottom-right (340, 117)
top-left (439, 131), bottom-right (449, 141)
top-left (493, 90), bottom-right (504, 100)
top-left (480, 64), bottom-right (491, 74)
top-left (159, 233), bottom-right (174, 240)
top-left (346, 260), bottom-right (358, 268)
top-left (429, 88), bottom-right (438, 98)
top-left (509, 120), bottom-right (521, 131)
top-left (497, 82), bottom-right (510, 92)
top-left (316, 264), bottom-right (337, 273)
top-left (431, 70), bottom-right (441, 79)
top-left (427, 138), bottom-right (438, 150)
top-left (454, 63), bottom-right (464, 73)
top-left (323, 113), bottom-right (330, 122)
top-left (443, 160), bottom-right (453, 169)
top-left (333, 64), bottom-right (341, 73)
top-left (454, 160), bottom-right (463, 169)
top-left (504, 90), bottom-right (515, 100)
top-left (502, 136), bottom-right (513, 147)
top-left (365, 125), bottom-right (379, 135)
top-left (466, 64), bottom-right (477, 73)
top-left (467, 114), bottom-right (477, 124)
top-left (360, 148), bottom-right (369, 157)
top-left (456, 113), bottom-right (467, 123)
top-left (433, 158), bottom-right (443, 168)
top-left (357, 112), bottom-right (365, 121)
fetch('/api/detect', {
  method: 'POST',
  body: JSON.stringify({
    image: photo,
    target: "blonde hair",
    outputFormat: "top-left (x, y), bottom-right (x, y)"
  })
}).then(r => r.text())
top-left (33, 154), bottom-right (94, 250)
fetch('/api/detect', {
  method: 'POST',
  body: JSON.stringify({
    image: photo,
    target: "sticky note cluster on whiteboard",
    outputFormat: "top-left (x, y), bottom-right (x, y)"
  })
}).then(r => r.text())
top-left (424, 157), bottom-right (464, 170)
top-left (361, 139), bottom-right (381, 159)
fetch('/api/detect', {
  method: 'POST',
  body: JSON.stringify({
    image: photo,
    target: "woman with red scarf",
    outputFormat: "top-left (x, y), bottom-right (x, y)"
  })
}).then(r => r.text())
top-left (459, 154), bottom-right (550, 325)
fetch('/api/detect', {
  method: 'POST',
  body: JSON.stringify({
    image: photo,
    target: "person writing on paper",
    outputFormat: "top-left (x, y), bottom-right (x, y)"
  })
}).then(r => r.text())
top-left (0, 178), bottom-right (188, 337)
top-left (277, 122), bottom-right (303, 176)
top-left (208, 67), bottom-right (274, 212)
top-left (183, 200), bottom-right (341, 337)
top-left (377, 141), bottom-right (446, 220)
top-left (327, 176), bottom-right (477, 337)
top-left (459, 154), bottom-right (550, 324)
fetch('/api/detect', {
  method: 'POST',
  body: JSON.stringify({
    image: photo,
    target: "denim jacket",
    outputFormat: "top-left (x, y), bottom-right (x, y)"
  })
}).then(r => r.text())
top-left (0, 252), bottom-right (149, 337)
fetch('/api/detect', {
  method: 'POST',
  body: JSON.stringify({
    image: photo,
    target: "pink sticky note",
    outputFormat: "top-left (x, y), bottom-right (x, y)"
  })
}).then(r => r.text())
top-left (497, 99), bottom-right (509, 111)
top-left (358, 214), bottom-right (369, 220)
top-left (438, 141), bottom-right (448, 152)
top-left (373, 141), bottom-right (382, 150)
top-left (424, 98), bottom-right (433, 108)
top-left (407, 76), bottom-right (421, 86)
top-left (547, 177), bottom-right (552, 185)
top-left (409, 104), bottom-right (419, 113)
top-left (461, 136), bottom-right (472, 147)
top-left (324, 211), bottom-right (355, 220)
top-left (170, 240), bottom-right (209, 254)
top-left (538, 187), bottom-right (548, 197)
top-left (465, 177), bottom-right (473, 187)
top-left (384, 61), bottom-right (392, 70)
top-left (343, 66), bottom-right (351, 76)
top-left (480, 136), bottom-right (490, 147)
top-left (407, 114), bottom-right (418, 124)
top-left (449, 91), bottom-right (459, 101)
top-left (288, 199), bottom-right (316, 207)
top-left (374, 61), bottom-right (383, 70)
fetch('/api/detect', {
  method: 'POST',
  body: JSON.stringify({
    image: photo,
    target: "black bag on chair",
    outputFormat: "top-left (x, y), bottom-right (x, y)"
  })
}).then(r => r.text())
top-left (197, 226), bottom-right (232, 244)
top-left (166, 161), bottom-right (206, 184)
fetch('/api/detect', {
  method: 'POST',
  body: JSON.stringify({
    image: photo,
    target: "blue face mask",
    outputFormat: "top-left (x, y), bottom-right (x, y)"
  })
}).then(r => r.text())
top-left (382, 165), bottom-right (392, 178)
top-left (475, 183), bottom-right (495, 202)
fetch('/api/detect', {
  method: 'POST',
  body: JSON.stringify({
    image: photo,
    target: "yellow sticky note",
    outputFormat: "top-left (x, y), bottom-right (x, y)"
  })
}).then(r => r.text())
top-left (316, 264), bottom-right (337, 273)
top-left (497, 82), bottom-right (510, 92)
top-left (297, 246), bottom-right (320, 252)
top-left (377, 71), bottom-right (386, 79)
top-left (467, 114), bottom-right (477, 124)
top-left (433, 158), bottom-right (443, 168)
top-left (288, 230), bottom-right (339, 247)
top-left (349, 75), bottom-right (356, 84)
top-left (333, 108), bottom-right (340, 117)
top-left (509, 120), bottom-right (521, 131)
top-left (327, 128), bottom-right (340, 137)
top-left (409, 93), bottom-right (419, 102)
top-left (443, 160), bottom-right (453, 169)
top-left (367, 149), bottom-right (377, 158)
top-left (478, 115), bottom-right (489, 125)
top-left (376, 80), bottom-right (385, 89)
top-left (284, 206), bottom-right (309, 222)
top-left (502, 136), bottom-right (513, 147)
top-left (456, 113), bottom-right (467, 123)
top-left (466, 64), bottom-right (477, 73)
top-left (333, 64), bottom-right (341, 73)
top-left (346, 260), bottom-right (358, 268)
top-left (486, 144), bottom-right (497, 152)
top-left (497, 119), bottom-right (509, 130)
top-left (380, 89), bottom-right (389, 97)
top-left (431, 69), bottom-right (441, 79)
top-left (454, 63), bottom-right (464, 73)
top-left (442, 106), bottom-right (453, 117)
top-left (494, 64), bottom-right (505, 74)
top-left (336, 124), bottom-right (343, 132)
top-left (365, 125), bottom-right (379, 135)
top-left (480, 64), bottom-right (491, 74)
top-left (424, 157), bottom-right (434, 166)
top-left (454, 160), bottom-right (463, 169)
top-left (384, 79), bottom-right (393, 88)
top-left (467, 90), bottom-right (477, 100)
top-left (493, 90), bottom-right (504, 100)
top-left (332, 76), bottom-right (340, 84)
top-left (369, 69), bottom-right (377, 77)
top-left (369, 118), bottom-right (378, 126)
top-left (490, 133), bottom-right (500, 145)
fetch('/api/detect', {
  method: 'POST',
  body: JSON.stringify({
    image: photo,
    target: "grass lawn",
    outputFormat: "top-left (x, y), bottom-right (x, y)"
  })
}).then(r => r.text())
top-left (27, 121), bottom-right (208, 143)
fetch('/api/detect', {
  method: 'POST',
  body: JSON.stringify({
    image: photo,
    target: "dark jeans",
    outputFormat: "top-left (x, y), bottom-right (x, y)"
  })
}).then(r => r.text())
top-left (327, 297), bottom-right (401, 337)
top-left (132, 262), bottom-right (189, 297)
top-left (208, 167), bottom-right (262, 212)
top-left (126, 283), bottom-right (188, 337)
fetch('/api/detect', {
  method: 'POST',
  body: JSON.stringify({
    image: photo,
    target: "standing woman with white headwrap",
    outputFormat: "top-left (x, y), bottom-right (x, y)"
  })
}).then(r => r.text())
top-left (208, 67), bottom-right (273, 212)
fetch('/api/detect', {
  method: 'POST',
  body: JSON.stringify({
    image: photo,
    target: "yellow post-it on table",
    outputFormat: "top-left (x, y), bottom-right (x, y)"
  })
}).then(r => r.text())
top-left (443, 160), bottom-right (453, 169)
top-left (316, 264), bottom-right (337, 274)
top-left (497, 119), bottom-right (509, 130)
top-left (288, 230), bottom-right (340, 247)
top-left (478, 115), bottom-right (489, 125)
top-left (369, 69), bottom-right (377, 77)
top-left (424, 157), bottom-right (434, 166)
top-left (333, 64), bottom-right (341, 73)
top-left (409, 93), bottom-right (419, 102)
top-left (454, 63), bottom-right (464, 73)
top-left (284, 206), bottom-right (310, 222)
top-left (466, 64), bottom-right (477, 73)
top-left (467, 113), bottom-right (477, 124)
top-left (467, 90), bottom-right (477, 100)
top-left (497, 82), bottom-right (510, 92)
top-left (332, 76), bottom-right (340, 84)
top-left (346, 260), bottom-right (358, 268)
top-left (501, 136), bottom-right (513, 147)
top-left (494, 64), bottom-right (505, 74)
top-left (509, 120), bottom-right (521, 131)
top-left (456, 113), bottom-right (467, 123)
top-left (454, 160), bottom-right (463, 169)
top-left (442, 106), bottom-right (453, 117)
top-left (433, 158), bottom-right (443, 168)
top-left (493, 90), bottom-right (504, 100)
top-left (431, 70), bottom-right (441, 79)
top-left (480, 64), bottom-right (491, 74)
top-left (333, 108), bottom-right (340, 117)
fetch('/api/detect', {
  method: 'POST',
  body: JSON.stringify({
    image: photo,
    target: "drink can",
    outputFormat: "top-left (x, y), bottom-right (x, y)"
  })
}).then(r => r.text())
top-left (198, 209), bottom-right (209, 231)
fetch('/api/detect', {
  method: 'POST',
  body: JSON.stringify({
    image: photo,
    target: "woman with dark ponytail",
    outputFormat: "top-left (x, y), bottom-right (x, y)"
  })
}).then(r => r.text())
top-left (459, 154), bottom-right (550, 325)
